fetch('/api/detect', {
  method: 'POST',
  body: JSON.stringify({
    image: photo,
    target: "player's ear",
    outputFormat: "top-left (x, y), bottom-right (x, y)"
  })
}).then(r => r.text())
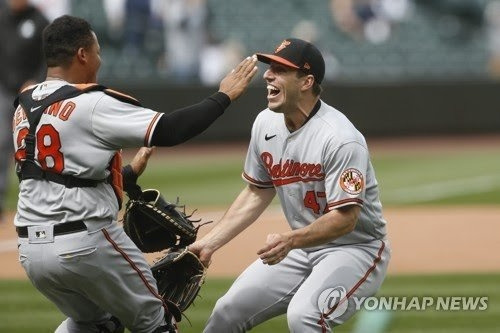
top-left (76, 47), bottom-right (88, 65)
top-left (300, 74), bottom-right (315, 92)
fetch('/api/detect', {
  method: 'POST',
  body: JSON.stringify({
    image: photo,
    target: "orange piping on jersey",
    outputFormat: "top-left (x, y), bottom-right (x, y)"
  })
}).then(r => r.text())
top-left (144, 113), bottom-right (162, 146)
top-left (318, 241), bottom-right (385, 331)
top-left (271, 176), bottom-right (325, 187)
top-left (327, 198), bottom-right (363, 208)
top-left (105, 88), bottom-right (139, 103)
top-left (74, 83), bottom-right (99, 90)
top-left (101, 228), bottom-right (169, 313)
top-left (242, 172), bottom-right (273, 187)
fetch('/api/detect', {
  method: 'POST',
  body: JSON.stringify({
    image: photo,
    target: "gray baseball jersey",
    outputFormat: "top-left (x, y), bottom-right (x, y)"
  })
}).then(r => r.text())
top-left (204, 100), bottom-right (391, 332)
top-left (243, 100), bottom-right (387, 249)
top-left (13, 80), bottom-right (169, 331)
top-left (13, 80), bottom-right (162, 226)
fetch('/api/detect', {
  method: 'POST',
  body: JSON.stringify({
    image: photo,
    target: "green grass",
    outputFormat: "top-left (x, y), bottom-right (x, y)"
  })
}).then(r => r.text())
top-left (374, 150), bottom-right (500, 205)
top-left (1, 273), bottom-right (499, 332)
top-left (4, 144), bottom-right (500, 210)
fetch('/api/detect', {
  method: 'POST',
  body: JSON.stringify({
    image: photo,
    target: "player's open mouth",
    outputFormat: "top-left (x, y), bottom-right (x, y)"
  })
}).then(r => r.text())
top-left (267, 84), bottom-right (280, 98)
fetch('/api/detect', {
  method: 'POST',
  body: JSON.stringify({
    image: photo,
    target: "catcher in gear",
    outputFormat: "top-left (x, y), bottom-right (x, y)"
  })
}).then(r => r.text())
top-left (122, 175), bottom-right (207, 322)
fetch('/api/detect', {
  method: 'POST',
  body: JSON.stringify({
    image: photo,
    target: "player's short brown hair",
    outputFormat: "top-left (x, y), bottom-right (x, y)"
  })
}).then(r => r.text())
top-left (43, 15), bottom-right (94, 68)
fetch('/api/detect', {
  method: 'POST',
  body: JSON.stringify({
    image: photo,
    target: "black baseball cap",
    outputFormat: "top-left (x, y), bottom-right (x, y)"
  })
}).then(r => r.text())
top-left (256, 38), bottom-right (325, 84)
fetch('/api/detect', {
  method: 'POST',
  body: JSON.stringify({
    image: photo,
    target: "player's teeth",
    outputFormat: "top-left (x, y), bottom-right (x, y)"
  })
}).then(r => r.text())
top-left (267, 85), bottom-right (279, 93)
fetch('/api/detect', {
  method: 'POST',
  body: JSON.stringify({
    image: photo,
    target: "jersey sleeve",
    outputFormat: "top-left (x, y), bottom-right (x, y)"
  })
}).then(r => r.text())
top-left (242, 118), bottom-right (273, 188)
top-left (324, 141), bottom-right (369, 210)
top-left (91, 94), bottom-right (162, 148)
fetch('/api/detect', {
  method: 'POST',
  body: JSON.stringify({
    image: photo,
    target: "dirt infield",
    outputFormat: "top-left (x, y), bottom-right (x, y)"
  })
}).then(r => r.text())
top-left (1, 205), bottom-right (499, 279)
top-left (2, 135), bottom-right (500, 279)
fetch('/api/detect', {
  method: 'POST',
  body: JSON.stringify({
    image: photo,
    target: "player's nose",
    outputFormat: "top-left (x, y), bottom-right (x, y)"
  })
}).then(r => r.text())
top-left (263, 68), bottom-right (274, 81)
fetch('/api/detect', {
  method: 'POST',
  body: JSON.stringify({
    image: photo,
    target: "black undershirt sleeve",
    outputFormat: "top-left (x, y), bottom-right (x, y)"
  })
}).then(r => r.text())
top-left (122, 164), bottom-right (142, 199)
top-left (151, 92), bottom-right (231, 147)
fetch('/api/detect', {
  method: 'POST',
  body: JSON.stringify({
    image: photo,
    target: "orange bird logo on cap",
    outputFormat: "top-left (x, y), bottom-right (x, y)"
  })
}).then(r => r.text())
top-left (275, 40), bottom-right (291, 53)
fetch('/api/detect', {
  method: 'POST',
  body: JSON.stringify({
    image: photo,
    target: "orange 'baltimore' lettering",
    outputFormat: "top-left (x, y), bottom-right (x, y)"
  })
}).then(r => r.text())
top-left (260, 152), bottom-right (325, 186)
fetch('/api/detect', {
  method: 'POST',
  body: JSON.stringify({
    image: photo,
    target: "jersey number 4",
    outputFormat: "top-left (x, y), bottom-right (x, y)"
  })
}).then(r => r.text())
top-left (303, 191), bottom-right (329, 214)
top-left (15, 124), bottom-right (65, 173)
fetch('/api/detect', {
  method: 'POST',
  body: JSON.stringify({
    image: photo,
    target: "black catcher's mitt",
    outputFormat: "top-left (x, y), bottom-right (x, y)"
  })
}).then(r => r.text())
top-left (152, 248), bottom-right (207, 321)
top-left (123, 189), bottom-right (200, 253)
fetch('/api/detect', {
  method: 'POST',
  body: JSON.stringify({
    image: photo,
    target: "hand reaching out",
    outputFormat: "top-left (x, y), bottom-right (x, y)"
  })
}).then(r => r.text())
top-left (219, 55), bottom-right (258, 101)
top-left (189, 240), bottom-right (214, 268)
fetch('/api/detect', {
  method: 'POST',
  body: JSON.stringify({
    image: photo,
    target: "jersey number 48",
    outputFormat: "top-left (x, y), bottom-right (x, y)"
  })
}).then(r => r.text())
top-left (15, 124), bottom-right (64, 173)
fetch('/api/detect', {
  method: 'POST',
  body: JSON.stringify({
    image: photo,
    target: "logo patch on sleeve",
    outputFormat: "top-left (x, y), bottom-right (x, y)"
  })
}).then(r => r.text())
top-left (339, 168), bottom-right (364, 195)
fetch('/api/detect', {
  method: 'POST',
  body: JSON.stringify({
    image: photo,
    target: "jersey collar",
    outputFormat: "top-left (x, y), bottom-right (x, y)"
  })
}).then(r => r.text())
top-left (301, 99), bottom-right (322, 128)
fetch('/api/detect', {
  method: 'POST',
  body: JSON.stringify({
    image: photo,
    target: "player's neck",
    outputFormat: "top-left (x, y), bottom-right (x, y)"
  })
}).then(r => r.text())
top-left (285, 96), bottom-right (319, 132)
top-left (46, 67), bottom-right (93, 84)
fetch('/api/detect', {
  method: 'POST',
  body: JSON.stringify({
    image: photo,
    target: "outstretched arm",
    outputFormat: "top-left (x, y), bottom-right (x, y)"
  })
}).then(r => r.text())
top-left (189, 184), bottom-right (276, 267)
top-left (151, 56), bottom-right (258, 147)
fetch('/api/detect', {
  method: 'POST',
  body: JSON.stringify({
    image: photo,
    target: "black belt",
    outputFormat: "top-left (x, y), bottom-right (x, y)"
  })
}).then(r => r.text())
top-left (16, 221), bottom-right (87, 238)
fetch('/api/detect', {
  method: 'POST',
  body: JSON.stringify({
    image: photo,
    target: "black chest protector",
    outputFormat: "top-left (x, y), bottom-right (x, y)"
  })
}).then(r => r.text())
top-left (14, 83), bottom-right (142, 208)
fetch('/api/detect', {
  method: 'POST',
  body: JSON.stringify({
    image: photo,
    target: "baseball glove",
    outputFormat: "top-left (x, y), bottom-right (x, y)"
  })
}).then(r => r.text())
top-left (123, 189), bottom-right (200, 253)
top-left (152, 247), bottom-right (207, 321)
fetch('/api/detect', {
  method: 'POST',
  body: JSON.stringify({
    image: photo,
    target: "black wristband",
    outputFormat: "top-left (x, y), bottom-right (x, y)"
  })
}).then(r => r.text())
top-left (122, 164), bottom-right (142, 199)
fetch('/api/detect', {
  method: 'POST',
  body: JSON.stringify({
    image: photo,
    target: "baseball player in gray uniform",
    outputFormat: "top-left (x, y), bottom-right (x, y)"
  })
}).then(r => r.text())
top-left (189, 38), bottom-right (391, 332)
top-left (12, 15), bottom-right (257, 333)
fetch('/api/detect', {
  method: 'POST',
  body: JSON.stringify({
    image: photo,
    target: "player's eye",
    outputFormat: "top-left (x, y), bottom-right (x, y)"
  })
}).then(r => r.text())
top-left (270, 63), bottom-right (288, 73)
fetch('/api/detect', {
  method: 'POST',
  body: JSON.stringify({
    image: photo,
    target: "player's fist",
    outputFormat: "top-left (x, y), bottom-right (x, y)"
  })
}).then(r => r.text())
top-left (218, 55), bottom-right (258, 101)
top-left (257, 233), bottom-right (292, 265)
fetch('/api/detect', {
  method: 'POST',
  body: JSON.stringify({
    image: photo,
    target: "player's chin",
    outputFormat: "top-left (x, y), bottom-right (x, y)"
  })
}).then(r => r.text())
top-left (267, 100), bottom-right (284, 113)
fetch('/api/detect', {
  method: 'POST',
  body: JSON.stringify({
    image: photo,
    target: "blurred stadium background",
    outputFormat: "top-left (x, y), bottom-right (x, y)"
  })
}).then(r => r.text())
top-left (1, 0), bottom-right (500, 332)
top-left (3, 0), bottom-right (499, 141)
